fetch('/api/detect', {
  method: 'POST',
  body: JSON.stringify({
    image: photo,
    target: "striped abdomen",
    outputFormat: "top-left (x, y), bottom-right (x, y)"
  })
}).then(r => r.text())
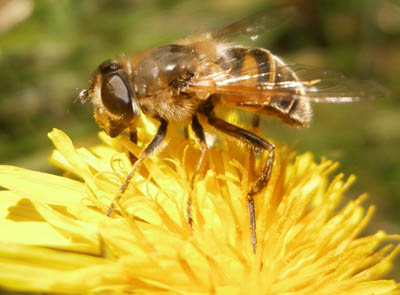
top-left (216, 46), bottom-right (312, 127)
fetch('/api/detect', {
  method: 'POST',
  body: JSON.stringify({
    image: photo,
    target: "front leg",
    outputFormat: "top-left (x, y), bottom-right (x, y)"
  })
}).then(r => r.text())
top-left (206, 114), bottom-right (275, 253)
top-left (187, 115), bottom-right (208, 227)
top-left (128, 128), bottom-right (138, 164)
top-left (107, 118), bottom-right (168, 216)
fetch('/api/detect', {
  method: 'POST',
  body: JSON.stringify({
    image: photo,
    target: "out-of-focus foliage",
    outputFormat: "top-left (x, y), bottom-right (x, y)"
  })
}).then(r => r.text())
top-left (0, 0), bottom-right (399, 252)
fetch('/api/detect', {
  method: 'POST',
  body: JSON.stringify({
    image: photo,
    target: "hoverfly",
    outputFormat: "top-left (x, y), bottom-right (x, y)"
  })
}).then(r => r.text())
top-left (79, 7), bottom-right (386, 253)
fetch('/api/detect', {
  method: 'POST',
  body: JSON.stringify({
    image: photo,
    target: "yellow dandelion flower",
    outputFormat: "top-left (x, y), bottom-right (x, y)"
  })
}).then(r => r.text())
top-left (0, 120), bottom-right (399, 294)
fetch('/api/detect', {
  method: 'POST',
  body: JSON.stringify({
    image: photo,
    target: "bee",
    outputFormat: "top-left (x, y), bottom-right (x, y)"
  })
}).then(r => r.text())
top-left (79, 8), bottom-right (386, 253)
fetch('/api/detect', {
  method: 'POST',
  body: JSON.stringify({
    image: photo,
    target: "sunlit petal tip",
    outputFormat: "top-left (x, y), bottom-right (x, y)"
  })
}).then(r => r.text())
top-left (0, 128), bottom-right (398, 294)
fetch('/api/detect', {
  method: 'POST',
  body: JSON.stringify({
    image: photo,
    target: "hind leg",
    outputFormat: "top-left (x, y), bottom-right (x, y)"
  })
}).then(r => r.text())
top-left (206, 114), bottom-right (274, 253)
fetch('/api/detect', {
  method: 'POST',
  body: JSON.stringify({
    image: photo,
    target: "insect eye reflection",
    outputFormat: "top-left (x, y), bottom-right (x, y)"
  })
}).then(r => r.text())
top-left (101, 73), bottom-right (135, 119)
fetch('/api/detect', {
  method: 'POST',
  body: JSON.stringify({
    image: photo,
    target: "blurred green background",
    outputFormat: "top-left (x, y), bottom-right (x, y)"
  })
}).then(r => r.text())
top-left (0, 0), bottom-right (399, 277)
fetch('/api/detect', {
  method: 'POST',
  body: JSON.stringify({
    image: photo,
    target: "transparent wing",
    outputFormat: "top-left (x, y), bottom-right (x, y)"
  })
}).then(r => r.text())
top-left (188, 62), bottom-right (388, 104)
top-left (211, 4), bottom-right (297, 40)
top-left (280, 64), bottom-right (388, 102)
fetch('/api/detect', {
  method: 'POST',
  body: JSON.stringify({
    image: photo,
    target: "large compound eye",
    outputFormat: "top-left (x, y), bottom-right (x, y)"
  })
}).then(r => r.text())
top-left (101, 73), bottom-right (134, 120)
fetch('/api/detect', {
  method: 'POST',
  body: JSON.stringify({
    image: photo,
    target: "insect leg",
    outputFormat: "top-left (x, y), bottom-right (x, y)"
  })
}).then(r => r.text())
top-left (128, 128), bottom-right (138, 164)
top-left (107, 118), bottom-right (168, 216)
top-left (206, 115), bottom-right (275, 253)
top-left (187, 115), bottom-right (208, 227)
top-left (248, 115), bottom-right (261, 182)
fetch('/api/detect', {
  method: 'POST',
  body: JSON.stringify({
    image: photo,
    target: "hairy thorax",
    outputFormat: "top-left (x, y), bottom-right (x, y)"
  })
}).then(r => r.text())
top-left (132, 44), bottom-right (206, 123)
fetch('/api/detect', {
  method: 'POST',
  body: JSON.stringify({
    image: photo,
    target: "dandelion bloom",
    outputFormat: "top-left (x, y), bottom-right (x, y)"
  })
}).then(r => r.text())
top-left (0, 118), bottom-right (399, 294)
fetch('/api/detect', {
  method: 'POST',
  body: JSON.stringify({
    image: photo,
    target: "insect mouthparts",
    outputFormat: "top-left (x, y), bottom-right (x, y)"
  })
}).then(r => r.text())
top-left (78, 89), bottom-right (90, 104)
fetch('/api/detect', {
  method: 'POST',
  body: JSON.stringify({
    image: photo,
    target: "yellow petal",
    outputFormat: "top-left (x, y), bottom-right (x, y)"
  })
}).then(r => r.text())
top-left (0, 128), bottom-right (398, 295)
top-left (0, 165), bottom-right (87, 206)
